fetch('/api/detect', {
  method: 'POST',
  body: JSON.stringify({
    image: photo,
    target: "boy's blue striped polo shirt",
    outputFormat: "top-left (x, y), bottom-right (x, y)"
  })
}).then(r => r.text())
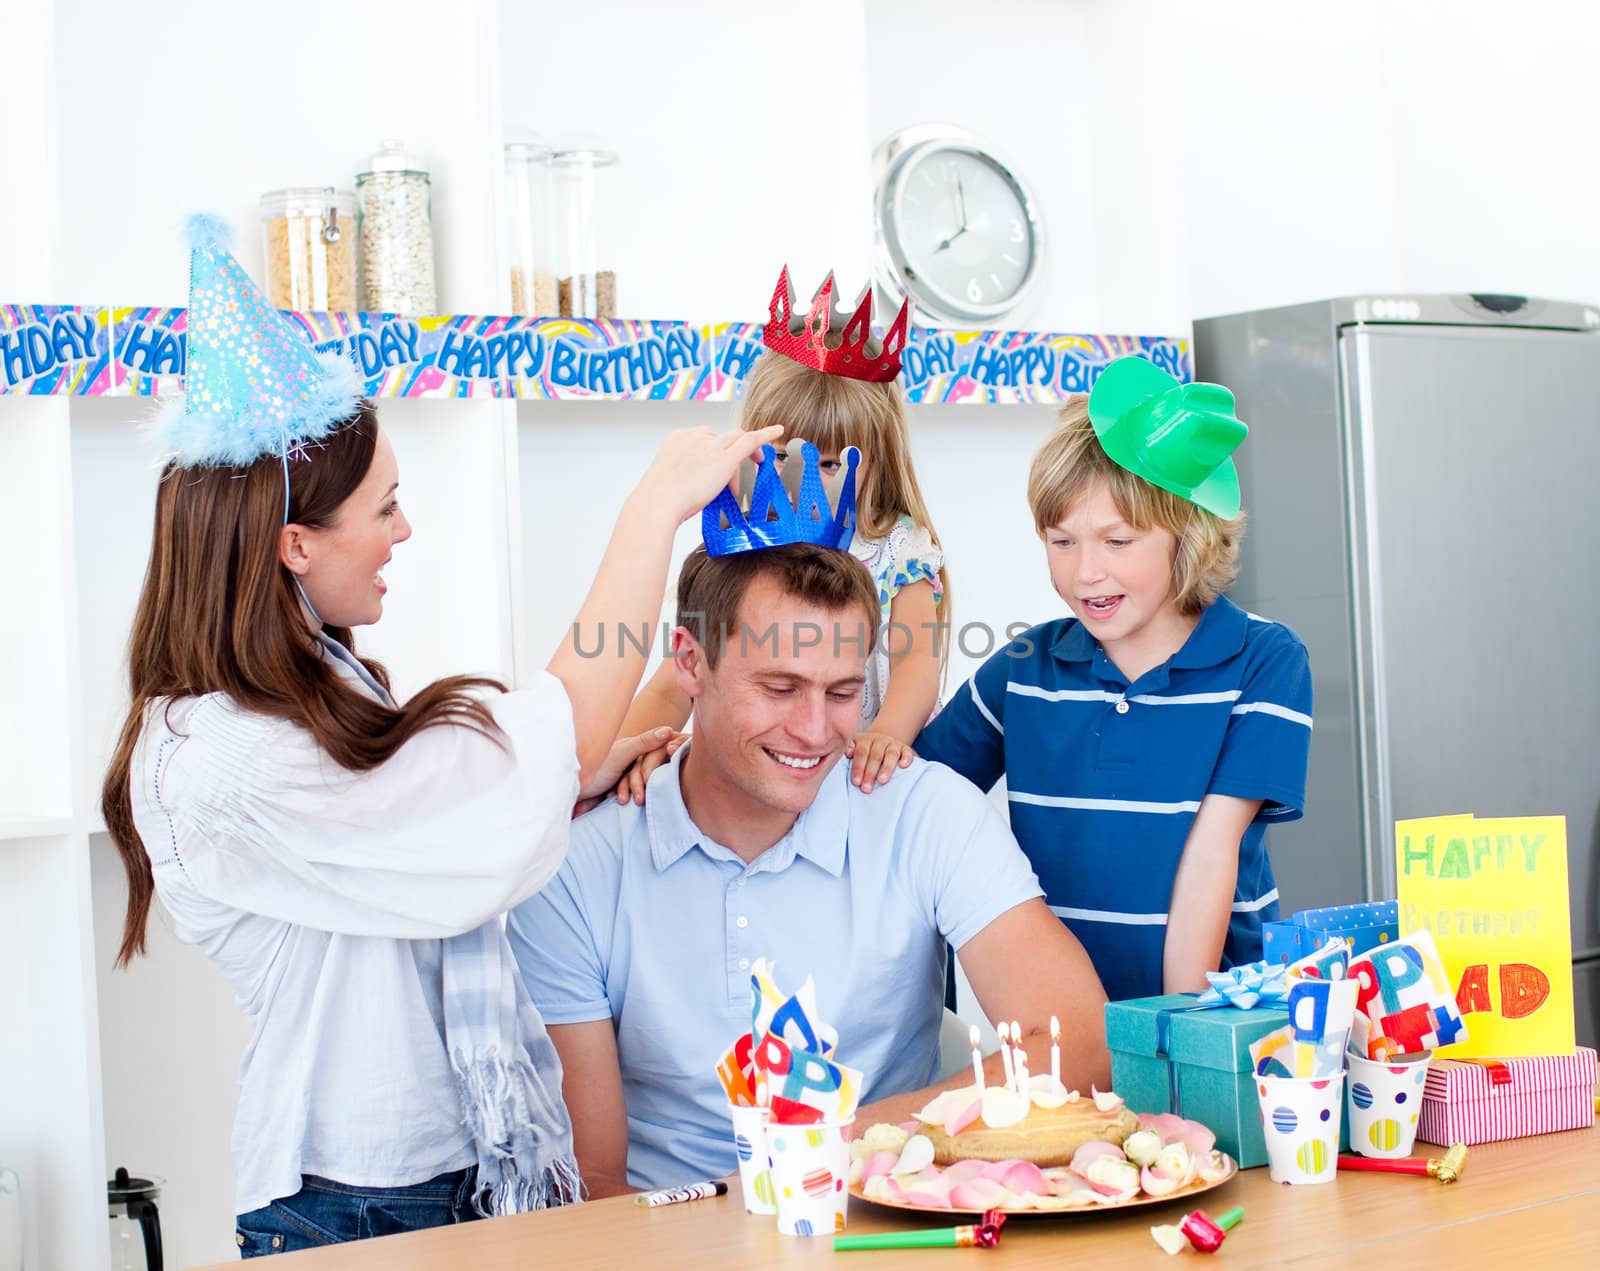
top-left (917, 595), bottom-right (1312, 1002)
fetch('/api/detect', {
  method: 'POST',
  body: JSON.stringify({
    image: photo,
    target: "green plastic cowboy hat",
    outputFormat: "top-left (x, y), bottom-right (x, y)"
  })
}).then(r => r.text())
top-left (1087, 356), bottom-right (1248, 519)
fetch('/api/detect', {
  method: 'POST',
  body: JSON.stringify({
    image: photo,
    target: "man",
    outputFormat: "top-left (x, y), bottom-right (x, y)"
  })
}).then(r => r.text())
top-left (509, 543), bottom-right (1112, 1196)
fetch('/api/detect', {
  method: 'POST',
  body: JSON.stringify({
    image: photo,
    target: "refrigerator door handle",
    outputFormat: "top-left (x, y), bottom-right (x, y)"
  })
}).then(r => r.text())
top-left (1339, 332), bottom-right (1396, 900)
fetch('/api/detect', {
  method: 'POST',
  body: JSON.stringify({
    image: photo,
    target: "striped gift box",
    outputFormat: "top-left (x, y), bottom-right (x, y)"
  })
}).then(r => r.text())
top-left (1418, 1047), bottom-right (1597, 1147)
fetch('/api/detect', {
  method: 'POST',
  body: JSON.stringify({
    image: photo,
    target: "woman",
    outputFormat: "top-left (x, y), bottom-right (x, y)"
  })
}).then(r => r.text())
top-left (101, 218), bottom-right (778, 1253)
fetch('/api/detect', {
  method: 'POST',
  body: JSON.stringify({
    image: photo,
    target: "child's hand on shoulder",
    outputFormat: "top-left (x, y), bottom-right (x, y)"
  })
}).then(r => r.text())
top-left (846, 731), bottom-right (915, 793)
top-left (610, 729), bottom-right (689, 808)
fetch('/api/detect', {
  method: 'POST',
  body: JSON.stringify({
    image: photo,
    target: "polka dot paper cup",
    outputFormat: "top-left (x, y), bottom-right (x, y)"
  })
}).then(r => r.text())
top-left (763, 1117), bottom-right (853, 1237)
top-left (1347, 1052), bottom-right (1429, 1159)
top-left (728, 1102), bottom-right (775, 1214)
top-left (1258, 1073), bottom-right (1345, 1184)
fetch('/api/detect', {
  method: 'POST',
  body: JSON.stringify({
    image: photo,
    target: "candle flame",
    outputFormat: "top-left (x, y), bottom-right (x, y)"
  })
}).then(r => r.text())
top-left (1050, 1015), bottom-right (1060, 1041)
top-left (969, 1024), bottom-right (981, 1046)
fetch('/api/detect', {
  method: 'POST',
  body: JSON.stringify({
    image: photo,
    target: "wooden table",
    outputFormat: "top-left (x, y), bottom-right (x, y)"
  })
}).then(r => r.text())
top-left (195, 1128), bottom-right (1600, 1269)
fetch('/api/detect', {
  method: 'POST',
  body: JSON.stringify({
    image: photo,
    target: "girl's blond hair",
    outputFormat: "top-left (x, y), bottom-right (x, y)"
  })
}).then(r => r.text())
top-left (739, 351), bottom-right (951, 638)
top-left (1028, 397), bottom-right (1244, 616)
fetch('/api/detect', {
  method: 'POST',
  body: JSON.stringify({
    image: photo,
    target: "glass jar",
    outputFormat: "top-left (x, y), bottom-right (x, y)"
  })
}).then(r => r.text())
top-left (505, 140), bottom-right (555, 315)
top-left (356, 139), bottom-right (437, 314)
top-left (549, 146), bottom-right (618, 319)
top-left (258, 187), bottom-right (356, 312)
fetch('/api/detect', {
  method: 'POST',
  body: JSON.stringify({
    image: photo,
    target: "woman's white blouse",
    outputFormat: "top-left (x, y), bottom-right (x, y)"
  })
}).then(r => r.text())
top-left (129, 669), bottom-right (579, 1215)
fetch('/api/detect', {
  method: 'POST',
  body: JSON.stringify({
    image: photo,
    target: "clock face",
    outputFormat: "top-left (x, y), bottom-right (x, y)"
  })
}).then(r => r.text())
top-left (880, 140), bottom-right (1041, 325)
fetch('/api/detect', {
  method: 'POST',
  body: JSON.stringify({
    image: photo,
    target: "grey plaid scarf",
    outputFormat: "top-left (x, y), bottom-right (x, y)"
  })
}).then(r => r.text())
top-left (319, 635), bottom-right (583, 1215)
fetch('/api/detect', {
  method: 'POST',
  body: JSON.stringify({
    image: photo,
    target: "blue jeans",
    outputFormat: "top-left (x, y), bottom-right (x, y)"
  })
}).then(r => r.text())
top-left (235, 1169), bottom-right (479, 1257)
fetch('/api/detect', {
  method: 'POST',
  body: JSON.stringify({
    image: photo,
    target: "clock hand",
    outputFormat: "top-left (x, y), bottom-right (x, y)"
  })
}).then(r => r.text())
top-left (955, 171), bottom-right (969, 229)
top-left (932, 225), bottom-right (968, 254)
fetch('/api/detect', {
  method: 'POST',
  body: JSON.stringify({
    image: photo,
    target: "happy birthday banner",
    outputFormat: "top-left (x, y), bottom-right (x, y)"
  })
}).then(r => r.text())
top-left (1397, 814), bottom-right (1575, 1058)
top-left (1, 304), bottom-right (1190, 404)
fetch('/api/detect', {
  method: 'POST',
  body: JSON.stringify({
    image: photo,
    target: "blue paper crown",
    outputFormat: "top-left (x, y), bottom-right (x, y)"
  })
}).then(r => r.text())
top-left (701, 440), bottom-right (860, 557)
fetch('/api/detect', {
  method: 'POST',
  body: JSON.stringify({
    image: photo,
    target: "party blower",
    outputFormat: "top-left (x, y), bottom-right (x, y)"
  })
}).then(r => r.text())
top-left (1151, 1205), bottom-right (1245, 1255)
top-left (833, 1210), bottom-right (1005, 1251)
top-left (1338, 1143), bottom-right (1469, 1184)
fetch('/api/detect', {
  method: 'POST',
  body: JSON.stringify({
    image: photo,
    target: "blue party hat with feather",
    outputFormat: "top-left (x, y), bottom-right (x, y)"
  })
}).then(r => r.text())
top-left (154, 214), bottom-right (361, 468)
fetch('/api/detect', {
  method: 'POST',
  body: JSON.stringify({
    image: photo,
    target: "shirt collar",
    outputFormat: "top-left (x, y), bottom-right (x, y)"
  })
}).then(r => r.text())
top-left (1050, 596), bottom-right (1249, 678)
top-left (1168, 596), bottom-right (1249, 670)
top-left (317, 631), bottom-right (396, 706)
top-left (644, 743), bottom-right (849, 878)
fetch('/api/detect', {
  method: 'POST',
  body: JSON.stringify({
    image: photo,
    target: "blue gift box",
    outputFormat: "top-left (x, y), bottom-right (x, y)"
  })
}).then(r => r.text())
top-left (1260, 900), bottom-right (1399, 966)
top-left (1106, 994), bottom-right (1291, 1169)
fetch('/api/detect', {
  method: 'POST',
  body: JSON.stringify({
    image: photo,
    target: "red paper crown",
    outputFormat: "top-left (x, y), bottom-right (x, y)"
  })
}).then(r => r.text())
top-left (763, 266), bottom-right (910, 383)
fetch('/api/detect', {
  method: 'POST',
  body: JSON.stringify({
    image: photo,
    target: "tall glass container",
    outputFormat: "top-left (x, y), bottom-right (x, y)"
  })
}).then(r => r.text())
top-left (356, 139), bottom-right (437, 314)
top-left (505, 140), bottom-right (554, 315)
top-left (549, 147), bottom-right (618, 319)
top-left (259, 187), bottom-right (356, 312)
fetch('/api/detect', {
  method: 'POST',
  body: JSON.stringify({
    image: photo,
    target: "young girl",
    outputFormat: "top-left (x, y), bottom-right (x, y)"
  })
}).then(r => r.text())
top-left (616, 280), bottom-right (950, 799)
top-left (102, 219), bottom-right (777, 1252)
top-left (916, 356), bottom-right (1313, 1002)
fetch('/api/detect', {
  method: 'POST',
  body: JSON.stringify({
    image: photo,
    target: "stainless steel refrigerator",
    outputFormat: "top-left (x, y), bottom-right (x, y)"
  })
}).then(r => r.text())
top-left (1194, 295), bottom-right (1600, 1048)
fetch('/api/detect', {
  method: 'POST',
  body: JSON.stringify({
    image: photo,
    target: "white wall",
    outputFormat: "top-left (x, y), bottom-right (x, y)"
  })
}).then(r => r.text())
top-left (867, 0), bottom-right (1600, 330)
top-left (497, 0), bottom-right (876, 320)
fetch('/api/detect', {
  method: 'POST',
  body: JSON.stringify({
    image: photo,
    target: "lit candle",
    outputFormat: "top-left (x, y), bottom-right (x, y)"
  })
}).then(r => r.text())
top-left (968, 1025), bottom-right (985, 1092)
top-left (1010, 1021), bottom-right (1024, 1097)
top-left (996, 1021), bottom-right (1016, 1091)
top-left (1050, 1015), bottom-right (1061, 1087)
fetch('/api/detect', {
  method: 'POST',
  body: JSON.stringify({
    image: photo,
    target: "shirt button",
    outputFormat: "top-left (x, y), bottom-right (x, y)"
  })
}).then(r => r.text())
top-left (1115, 700), bottom-right (1130, 714)
top-left (737, 878), bottom-right (747, 888)
top-left (736, 915), bottom-right (749, 929)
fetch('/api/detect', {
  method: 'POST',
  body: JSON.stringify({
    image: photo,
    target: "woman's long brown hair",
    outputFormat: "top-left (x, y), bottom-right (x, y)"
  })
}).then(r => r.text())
top-left (103, 404), bottom-right (505, 966)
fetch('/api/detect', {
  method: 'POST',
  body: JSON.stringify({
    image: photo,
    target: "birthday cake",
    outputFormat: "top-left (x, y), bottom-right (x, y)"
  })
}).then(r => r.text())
top-left (849, 1103), bottom-right (1230, 1212)
top-left (913, 1081), bottom-right (1139, 1167)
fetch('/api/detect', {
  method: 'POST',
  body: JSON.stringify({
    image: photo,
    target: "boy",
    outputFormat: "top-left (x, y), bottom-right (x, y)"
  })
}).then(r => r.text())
top-left (916, 355), bottom-right (1312, 1001)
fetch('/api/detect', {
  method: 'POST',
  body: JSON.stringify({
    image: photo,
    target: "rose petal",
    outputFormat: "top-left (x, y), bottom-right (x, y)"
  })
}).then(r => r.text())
top-left (980, 1086), bottom-right (1030, 1128)
top-left (863, 1150), bottom-right (900, 1182)
top-left (950, 1178), bottom-right (1012, 1210)
top-left (1122, 1129), bottom-right (1163, 1167)
top-left (1156, 1142), bottom-right (1196, 1187)
top-left (942, 1159), bottom-right (992, 1184)
top-left (1091, 1085), bottom-right (1126, 1113)
top-left (1028, 1074), bottom-right (1073, 1109)
top-left (1151, 1223), bottom-right (1189, 1255)
top-left (892, 1134), bottom-right (936, 1176)
top-left (1197, 1151), bottom-right (1233, 1185)
top-left (861, 1122), bottom-right (911, 1156)
top-left (997, 1161), bottom-right (1049, 1196)
top-left (1018, 1190), bottom-right (1080, 1211)
top-left (944, 1096), bottom-right (983, 1138)
top-left (1140, 1164), bottom-right (1182, 1197)
top-left (1070, 1140), bottom-right (1127, 1175)
top-left (1084, 1155), bottom-right (1141, 1201)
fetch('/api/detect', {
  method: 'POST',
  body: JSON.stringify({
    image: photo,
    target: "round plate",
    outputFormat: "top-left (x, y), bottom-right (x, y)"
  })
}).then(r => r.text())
top-left (848, 1153), bottom-right (1237, 1217)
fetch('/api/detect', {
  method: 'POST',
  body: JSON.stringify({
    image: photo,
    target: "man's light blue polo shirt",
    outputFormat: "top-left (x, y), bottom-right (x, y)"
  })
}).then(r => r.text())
top-left (507, 748), bottom-right (1042, 1191)
top-left (916, 596), bottom-right (1313, 1004)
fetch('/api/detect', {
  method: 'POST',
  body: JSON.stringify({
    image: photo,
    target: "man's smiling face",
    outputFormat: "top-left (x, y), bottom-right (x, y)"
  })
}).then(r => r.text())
top-left (682, 574), bottom-right (870, 820)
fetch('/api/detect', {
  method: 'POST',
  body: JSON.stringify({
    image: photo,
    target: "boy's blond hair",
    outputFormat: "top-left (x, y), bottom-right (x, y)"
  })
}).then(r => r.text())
top-left (1027, 397), bottom-right (1244, 616)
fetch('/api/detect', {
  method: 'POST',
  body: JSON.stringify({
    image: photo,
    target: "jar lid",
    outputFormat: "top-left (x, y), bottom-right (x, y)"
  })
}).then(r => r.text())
top-left (259, 187), bottom-right (356, 217)
top-left (362, 138), bottom-right (429, 174)
top-left (108, 1166), bottom-right (163, 1204)
top-left (550, 147), bottom-right (618, 168)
